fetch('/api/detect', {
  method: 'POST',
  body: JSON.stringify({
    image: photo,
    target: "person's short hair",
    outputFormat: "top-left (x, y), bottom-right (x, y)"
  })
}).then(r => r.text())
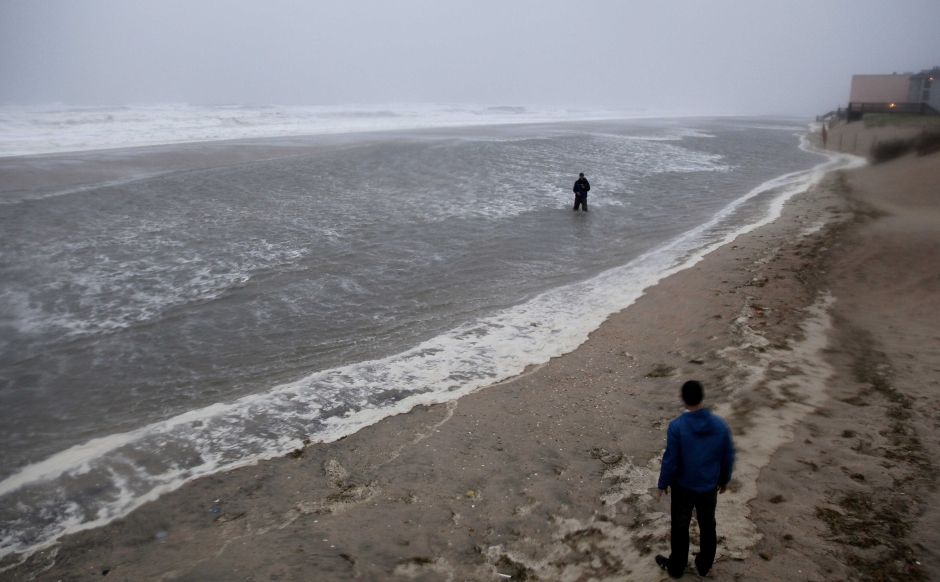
top-left (579, 172), bottom-right (584, 177)
top-left (681, 380), bottom-right (704, 406)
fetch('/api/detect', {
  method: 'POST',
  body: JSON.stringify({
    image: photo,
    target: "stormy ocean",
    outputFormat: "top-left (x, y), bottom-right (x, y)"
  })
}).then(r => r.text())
top-left (0, 105), bottom-right (853, 559)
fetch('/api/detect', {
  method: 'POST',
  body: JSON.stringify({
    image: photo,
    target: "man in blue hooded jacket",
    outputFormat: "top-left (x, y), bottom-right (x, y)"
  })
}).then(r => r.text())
top-left (655, 380), bottom-right (735, 578)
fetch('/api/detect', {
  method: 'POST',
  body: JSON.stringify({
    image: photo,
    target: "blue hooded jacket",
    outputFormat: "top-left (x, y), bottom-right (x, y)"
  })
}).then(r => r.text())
top-left (573, 177), bottom-right (590, 197)
top-left (657, 408), bottom-right (735, 493)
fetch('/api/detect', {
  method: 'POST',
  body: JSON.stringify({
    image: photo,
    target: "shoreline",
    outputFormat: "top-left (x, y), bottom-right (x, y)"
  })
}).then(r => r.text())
top-left (0, 130), bottom-right (846, 564)
top-left (4, 135), bottom-right (940, 581)
top-left (0, 134), bottom-right (856, 575)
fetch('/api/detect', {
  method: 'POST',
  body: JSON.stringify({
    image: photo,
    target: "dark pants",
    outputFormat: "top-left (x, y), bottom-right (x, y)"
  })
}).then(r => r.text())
top-left (667, 483), bottom-right (718, 578)
top-left (573, 195), bottom-right (588, 211)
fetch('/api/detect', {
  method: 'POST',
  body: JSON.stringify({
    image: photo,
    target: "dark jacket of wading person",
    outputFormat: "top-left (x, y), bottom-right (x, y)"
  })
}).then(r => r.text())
top-left (655, 380), bottom-right (735, 579)
top-left (572, 174), bottom-right (590, 211)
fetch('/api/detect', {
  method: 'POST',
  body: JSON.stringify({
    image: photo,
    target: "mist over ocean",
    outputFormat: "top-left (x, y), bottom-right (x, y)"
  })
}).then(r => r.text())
top-left (0, 110), bottom-right (844, 557)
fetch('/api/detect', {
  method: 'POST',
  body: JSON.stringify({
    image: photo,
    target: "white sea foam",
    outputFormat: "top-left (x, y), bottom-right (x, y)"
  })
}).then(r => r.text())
top-left (0, 138), bottom-right (864, 559)
top-left (589, 127), bottom-right (716, 142)
top-left (0, 103), bottom-right (650, 158)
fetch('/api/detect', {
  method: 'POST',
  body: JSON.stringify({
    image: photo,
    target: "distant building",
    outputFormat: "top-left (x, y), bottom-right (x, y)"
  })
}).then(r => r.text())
top-left (849, 73), bottom-right (912, 104)
top-left (907, 68), bottom-right (939, 111)
top-left (818, 67), bottom-right (940, 122)
top-left (842, 67), bottom-right (939, 120)
top-left (817, 67), bottom-right (939, 153)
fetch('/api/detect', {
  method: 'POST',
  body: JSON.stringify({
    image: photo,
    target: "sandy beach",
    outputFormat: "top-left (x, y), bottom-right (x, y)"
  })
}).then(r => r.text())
top-left (3, 131), bottom-right (939, 582)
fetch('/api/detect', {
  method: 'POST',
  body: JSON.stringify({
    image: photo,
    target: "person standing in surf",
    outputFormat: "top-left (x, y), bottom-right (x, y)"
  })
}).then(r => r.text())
top-left (572, 172), bottom-right (590, 212)
top-left (655, 380), bottom-right (735, 579)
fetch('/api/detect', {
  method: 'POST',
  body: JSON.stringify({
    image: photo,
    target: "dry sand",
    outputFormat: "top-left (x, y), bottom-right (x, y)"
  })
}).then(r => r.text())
top-left (3, 140), bottom-right (940, 582)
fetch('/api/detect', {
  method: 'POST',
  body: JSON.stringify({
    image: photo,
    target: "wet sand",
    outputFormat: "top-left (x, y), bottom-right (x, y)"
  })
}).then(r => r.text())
top-left (3, 139), bottom-right (940, 581)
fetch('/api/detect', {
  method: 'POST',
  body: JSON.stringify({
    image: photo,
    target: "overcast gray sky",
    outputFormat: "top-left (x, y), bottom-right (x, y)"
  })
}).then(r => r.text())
top-left (1, 0), bottom-right (938, 116)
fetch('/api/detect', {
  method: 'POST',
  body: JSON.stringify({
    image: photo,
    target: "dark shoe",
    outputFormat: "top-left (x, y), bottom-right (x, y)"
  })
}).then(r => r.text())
top-left (694, 562), bottom-right (709, 577)
top-left (656, 554), bottom-right (682, 578)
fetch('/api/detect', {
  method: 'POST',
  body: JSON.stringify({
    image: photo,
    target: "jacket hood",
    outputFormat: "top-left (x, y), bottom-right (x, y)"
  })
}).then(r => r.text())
top-left (684, 408), bottom-right (716, 436)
